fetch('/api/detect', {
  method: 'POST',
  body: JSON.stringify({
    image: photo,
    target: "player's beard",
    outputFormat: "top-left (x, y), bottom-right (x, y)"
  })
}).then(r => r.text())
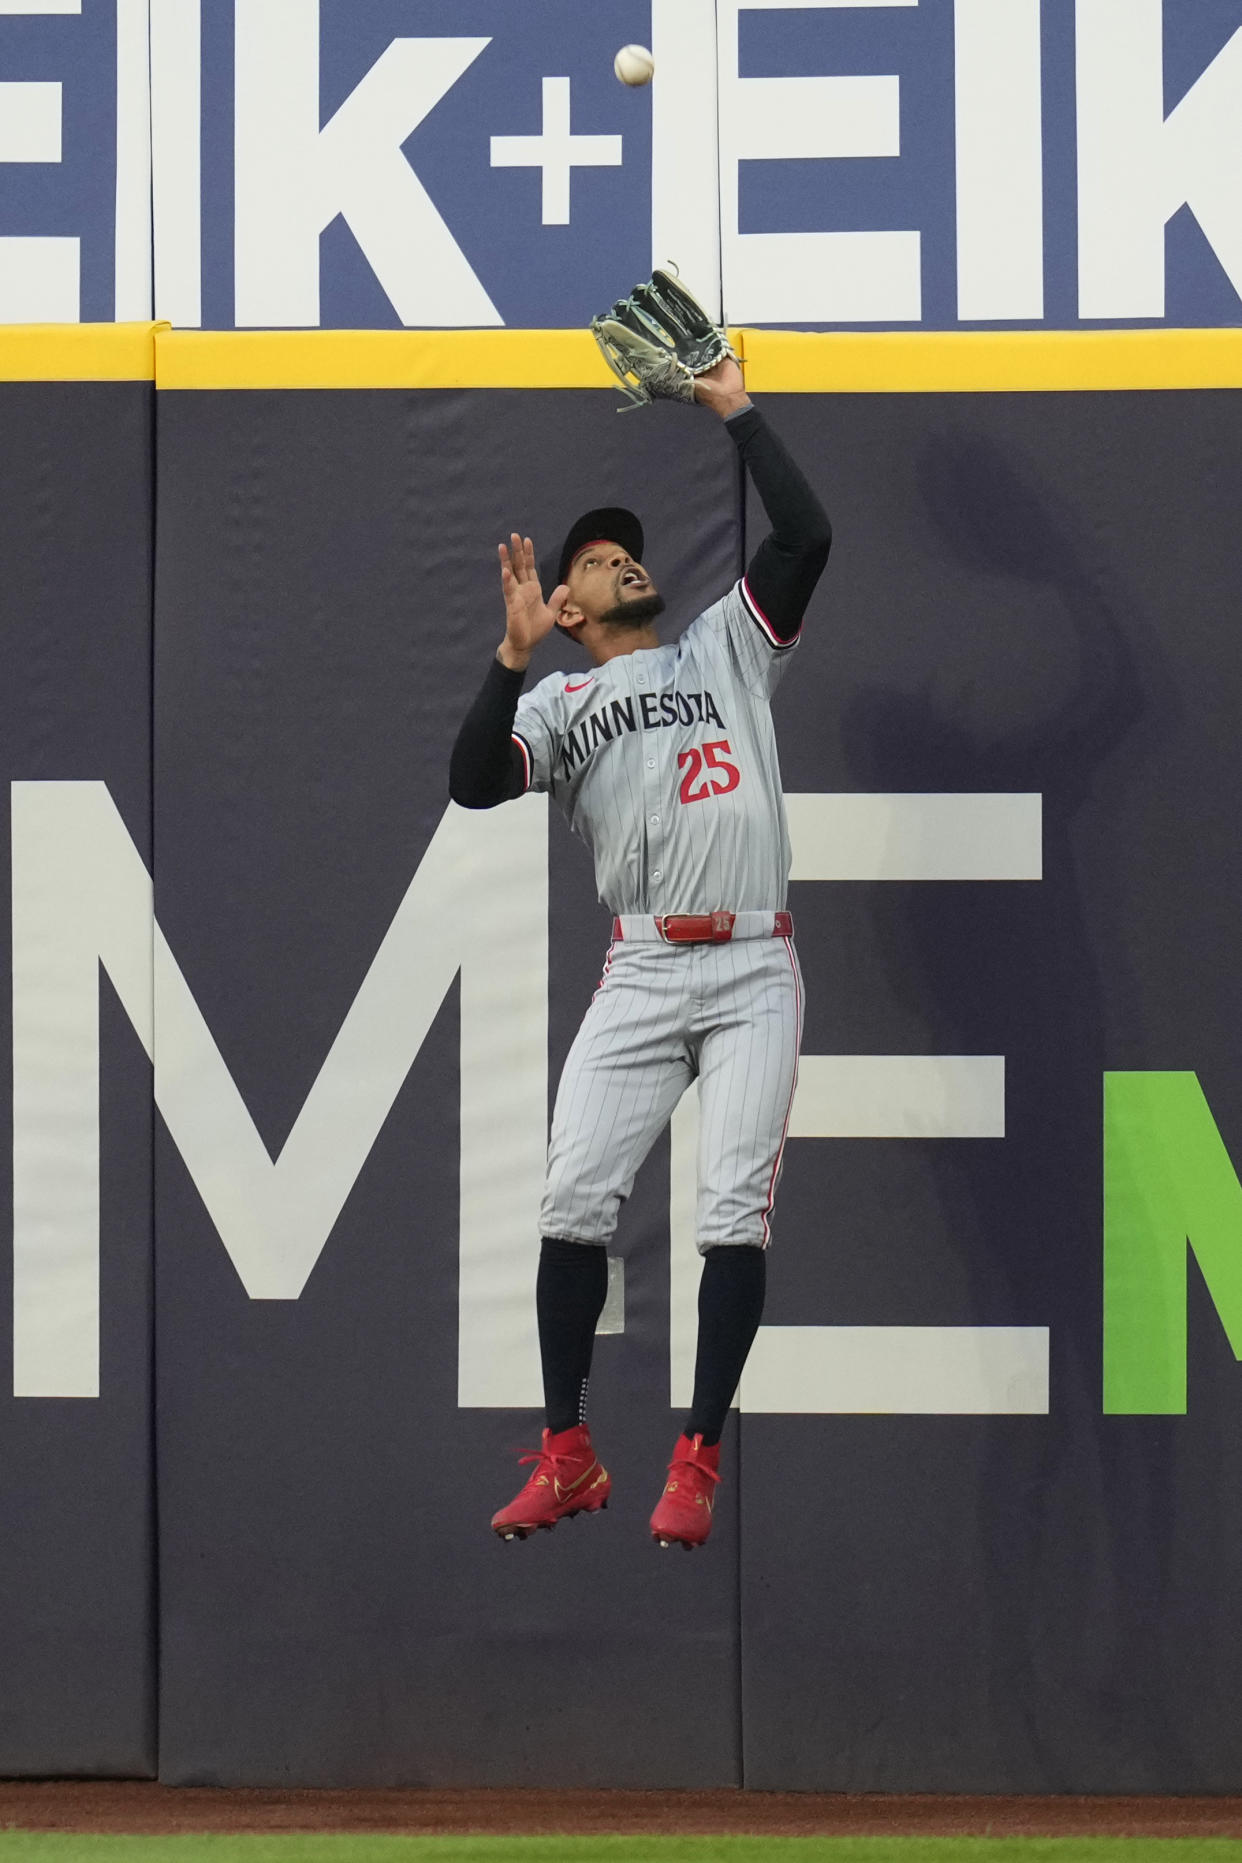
top-left (598, 590), bottom-right (666, 629)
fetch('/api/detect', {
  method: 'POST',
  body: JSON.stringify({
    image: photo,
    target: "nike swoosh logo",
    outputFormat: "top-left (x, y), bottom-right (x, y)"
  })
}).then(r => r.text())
top-left (553, 1461), bottom-right (597, 1501)
top-left (565, 679), bottom-right (594, 693)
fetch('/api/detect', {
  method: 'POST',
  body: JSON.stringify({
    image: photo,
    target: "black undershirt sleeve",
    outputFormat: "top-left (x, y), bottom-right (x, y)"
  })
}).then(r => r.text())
top-left (725, 404), bottom-right (832, 642)
top-left (448, 655), bottom-right (529, 808)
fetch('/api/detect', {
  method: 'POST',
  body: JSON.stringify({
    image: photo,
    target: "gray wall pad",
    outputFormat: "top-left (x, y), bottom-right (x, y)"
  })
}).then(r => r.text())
top-left (152, 388), bottom-right (743, 1786)
top-left (738, 391), bottom-right (1242, 1791)
top-left (11, 380), bottom-right (1239, 1790)
top-left (0, 382), bottom-right (156, 1775)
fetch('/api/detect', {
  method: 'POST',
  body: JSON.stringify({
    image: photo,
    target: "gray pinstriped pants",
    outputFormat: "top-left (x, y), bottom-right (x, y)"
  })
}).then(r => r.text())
top-left (539, 937), bottom-right (804, 1251)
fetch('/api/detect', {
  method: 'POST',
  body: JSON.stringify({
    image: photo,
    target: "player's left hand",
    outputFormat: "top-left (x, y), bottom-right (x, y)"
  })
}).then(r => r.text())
top-left (693, 355), bottom-right (750, 419)
top-left (497, 532), bottom-right (568, 671)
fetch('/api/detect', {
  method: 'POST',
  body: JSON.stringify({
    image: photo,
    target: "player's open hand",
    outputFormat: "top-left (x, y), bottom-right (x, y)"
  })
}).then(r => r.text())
top-left (498, 534), bottom-right (568, 670)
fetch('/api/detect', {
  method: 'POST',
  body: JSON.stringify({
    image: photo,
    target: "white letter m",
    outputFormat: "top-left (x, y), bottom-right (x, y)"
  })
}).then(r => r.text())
top-left (11, 781), bottom-right (546, 1402)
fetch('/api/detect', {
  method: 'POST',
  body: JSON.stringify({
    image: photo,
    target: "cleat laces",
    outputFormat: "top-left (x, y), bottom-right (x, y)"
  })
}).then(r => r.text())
top-left (514, 1442), bottom-right (595, 1498)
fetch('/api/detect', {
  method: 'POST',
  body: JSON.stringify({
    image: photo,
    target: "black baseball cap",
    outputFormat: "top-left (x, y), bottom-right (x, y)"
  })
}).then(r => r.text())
top-left (555, 506), bottom-right (645, 586)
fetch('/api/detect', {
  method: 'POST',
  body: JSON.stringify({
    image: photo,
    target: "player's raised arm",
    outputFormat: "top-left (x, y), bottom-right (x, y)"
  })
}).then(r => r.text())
top-left (695, 359), bottom-right (833, 644)
top-left (589, 271), bottom-right (831, 645)
top-left (448, 535), bottom-right (567, 809)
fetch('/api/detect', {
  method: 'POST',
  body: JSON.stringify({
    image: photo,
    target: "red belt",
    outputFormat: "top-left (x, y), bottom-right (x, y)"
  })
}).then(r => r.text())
top-left (611, 910), bottom-right (793, 944)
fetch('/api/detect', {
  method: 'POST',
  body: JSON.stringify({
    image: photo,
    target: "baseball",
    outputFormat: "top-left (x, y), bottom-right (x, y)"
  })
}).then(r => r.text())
top-left (614, 43), bottom-right (655, 86)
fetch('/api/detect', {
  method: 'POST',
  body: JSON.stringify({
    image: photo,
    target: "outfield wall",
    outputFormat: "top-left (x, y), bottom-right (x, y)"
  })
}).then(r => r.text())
top-left (0, 326), bottom-right (156, 1775)
top-left (3, 322), bottom-right (1242, 1787)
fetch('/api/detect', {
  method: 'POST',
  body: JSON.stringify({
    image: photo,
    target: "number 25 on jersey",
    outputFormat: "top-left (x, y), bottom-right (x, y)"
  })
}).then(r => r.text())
top-left (678, 738), bottom-right (741, 805)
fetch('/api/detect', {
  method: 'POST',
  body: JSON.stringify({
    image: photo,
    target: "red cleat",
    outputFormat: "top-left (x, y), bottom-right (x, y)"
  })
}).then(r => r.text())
top-left (650, 1433), bottom-right (721, 1550)
top-left (491, 1424), bottom-right (610, 1540)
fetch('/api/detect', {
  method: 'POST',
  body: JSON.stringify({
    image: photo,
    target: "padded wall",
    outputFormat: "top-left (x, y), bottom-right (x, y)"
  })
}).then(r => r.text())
top-left (6, 340), bottom-right (1242, 1791)
top-left (152, 386), bottom-right (743, 1785)
top-left (0, 370), bottom-right (156, 1773)
top-left (740, 388), bottom-right (1242, 1790)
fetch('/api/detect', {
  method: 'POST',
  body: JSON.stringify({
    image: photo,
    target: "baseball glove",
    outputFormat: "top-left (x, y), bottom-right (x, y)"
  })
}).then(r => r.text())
top-left (591, 267), bottom-right (738, 412)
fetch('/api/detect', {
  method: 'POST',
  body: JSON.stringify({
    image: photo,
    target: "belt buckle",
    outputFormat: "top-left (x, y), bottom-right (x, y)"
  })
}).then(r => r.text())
top-left (656, 912), bottom-right (735, 944)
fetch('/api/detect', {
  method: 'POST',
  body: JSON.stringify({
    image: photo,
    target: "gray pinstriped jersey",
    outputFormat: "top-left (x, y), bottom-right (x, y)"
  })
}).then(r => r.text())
top-left (511, 578), bottom-right (799, 916)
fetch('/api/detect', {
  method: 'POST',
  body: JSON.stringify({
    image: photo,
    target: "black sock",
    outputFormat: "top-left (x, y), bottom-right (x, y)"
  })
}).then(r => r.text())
top-left (686, 1246), bottom-right (767, 1446)
top-left (537, 1236), bottom-right (609, 1433)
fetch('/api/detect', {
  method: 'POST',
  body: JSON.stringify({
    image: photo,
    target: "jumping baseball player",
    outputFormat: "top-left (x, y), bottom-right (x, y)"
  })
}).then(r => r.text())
top-left (449, 338), bottom-right (831, 1551)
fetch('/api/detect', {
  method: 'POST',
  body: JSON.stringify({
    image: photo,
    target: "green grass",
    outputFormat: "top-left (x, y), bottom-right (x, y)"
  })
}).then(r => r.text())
top-left (1, 1839), bottom-right (1241, 1863)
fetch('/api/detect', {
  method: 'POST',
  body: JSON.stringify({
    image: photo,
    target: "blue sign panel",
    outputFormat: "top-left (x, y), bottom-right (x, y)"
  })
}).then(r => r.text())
top-left (186, 0), bottom-right (653, 331)
top-left (5, 0), bottom-right (1242, 332)
top-left (0, 1), bottom-right (136, 323)
top-left (725, 0), bottom-right (1242, 330)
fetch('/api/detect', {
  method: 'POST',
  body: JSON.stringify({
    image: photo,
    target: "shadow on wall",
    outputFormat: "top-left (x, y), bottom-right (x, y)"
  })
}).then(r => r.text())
top-left (841, 425), bottom-right (1193, 1783)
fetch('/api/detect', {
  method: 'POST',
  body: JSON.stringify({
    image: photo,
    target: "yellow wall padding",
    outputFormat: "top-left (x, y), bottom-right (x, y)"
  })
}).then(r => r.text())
top-left (156, 327), bottom-right (620, 390)
top-left (5, 322), bottom-right (1227, 394)
top-left (0, 323), bottom-right (163, 382)
top-left (732, 327), bottom-right (1242, 393)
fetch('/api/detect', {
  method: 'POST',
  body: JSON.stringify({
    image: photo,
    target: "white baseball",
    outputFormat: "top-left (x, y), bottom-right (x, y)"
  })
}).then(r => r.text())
top-left (614, 43), bottom-right (655, 86)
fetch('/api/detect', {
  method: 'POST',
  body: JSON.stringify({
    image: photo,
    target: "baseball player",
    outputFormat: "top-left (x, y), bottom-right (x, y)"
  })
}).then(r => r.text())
top-left (449, 355), bottom-right (831, 1549)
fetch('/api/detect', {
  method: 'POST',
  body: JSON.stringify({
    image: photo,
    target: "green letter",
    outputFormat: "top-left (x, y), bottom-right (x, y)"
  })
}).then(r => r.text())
top-left (1104, 1071), bottom-right (1242, 1413)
